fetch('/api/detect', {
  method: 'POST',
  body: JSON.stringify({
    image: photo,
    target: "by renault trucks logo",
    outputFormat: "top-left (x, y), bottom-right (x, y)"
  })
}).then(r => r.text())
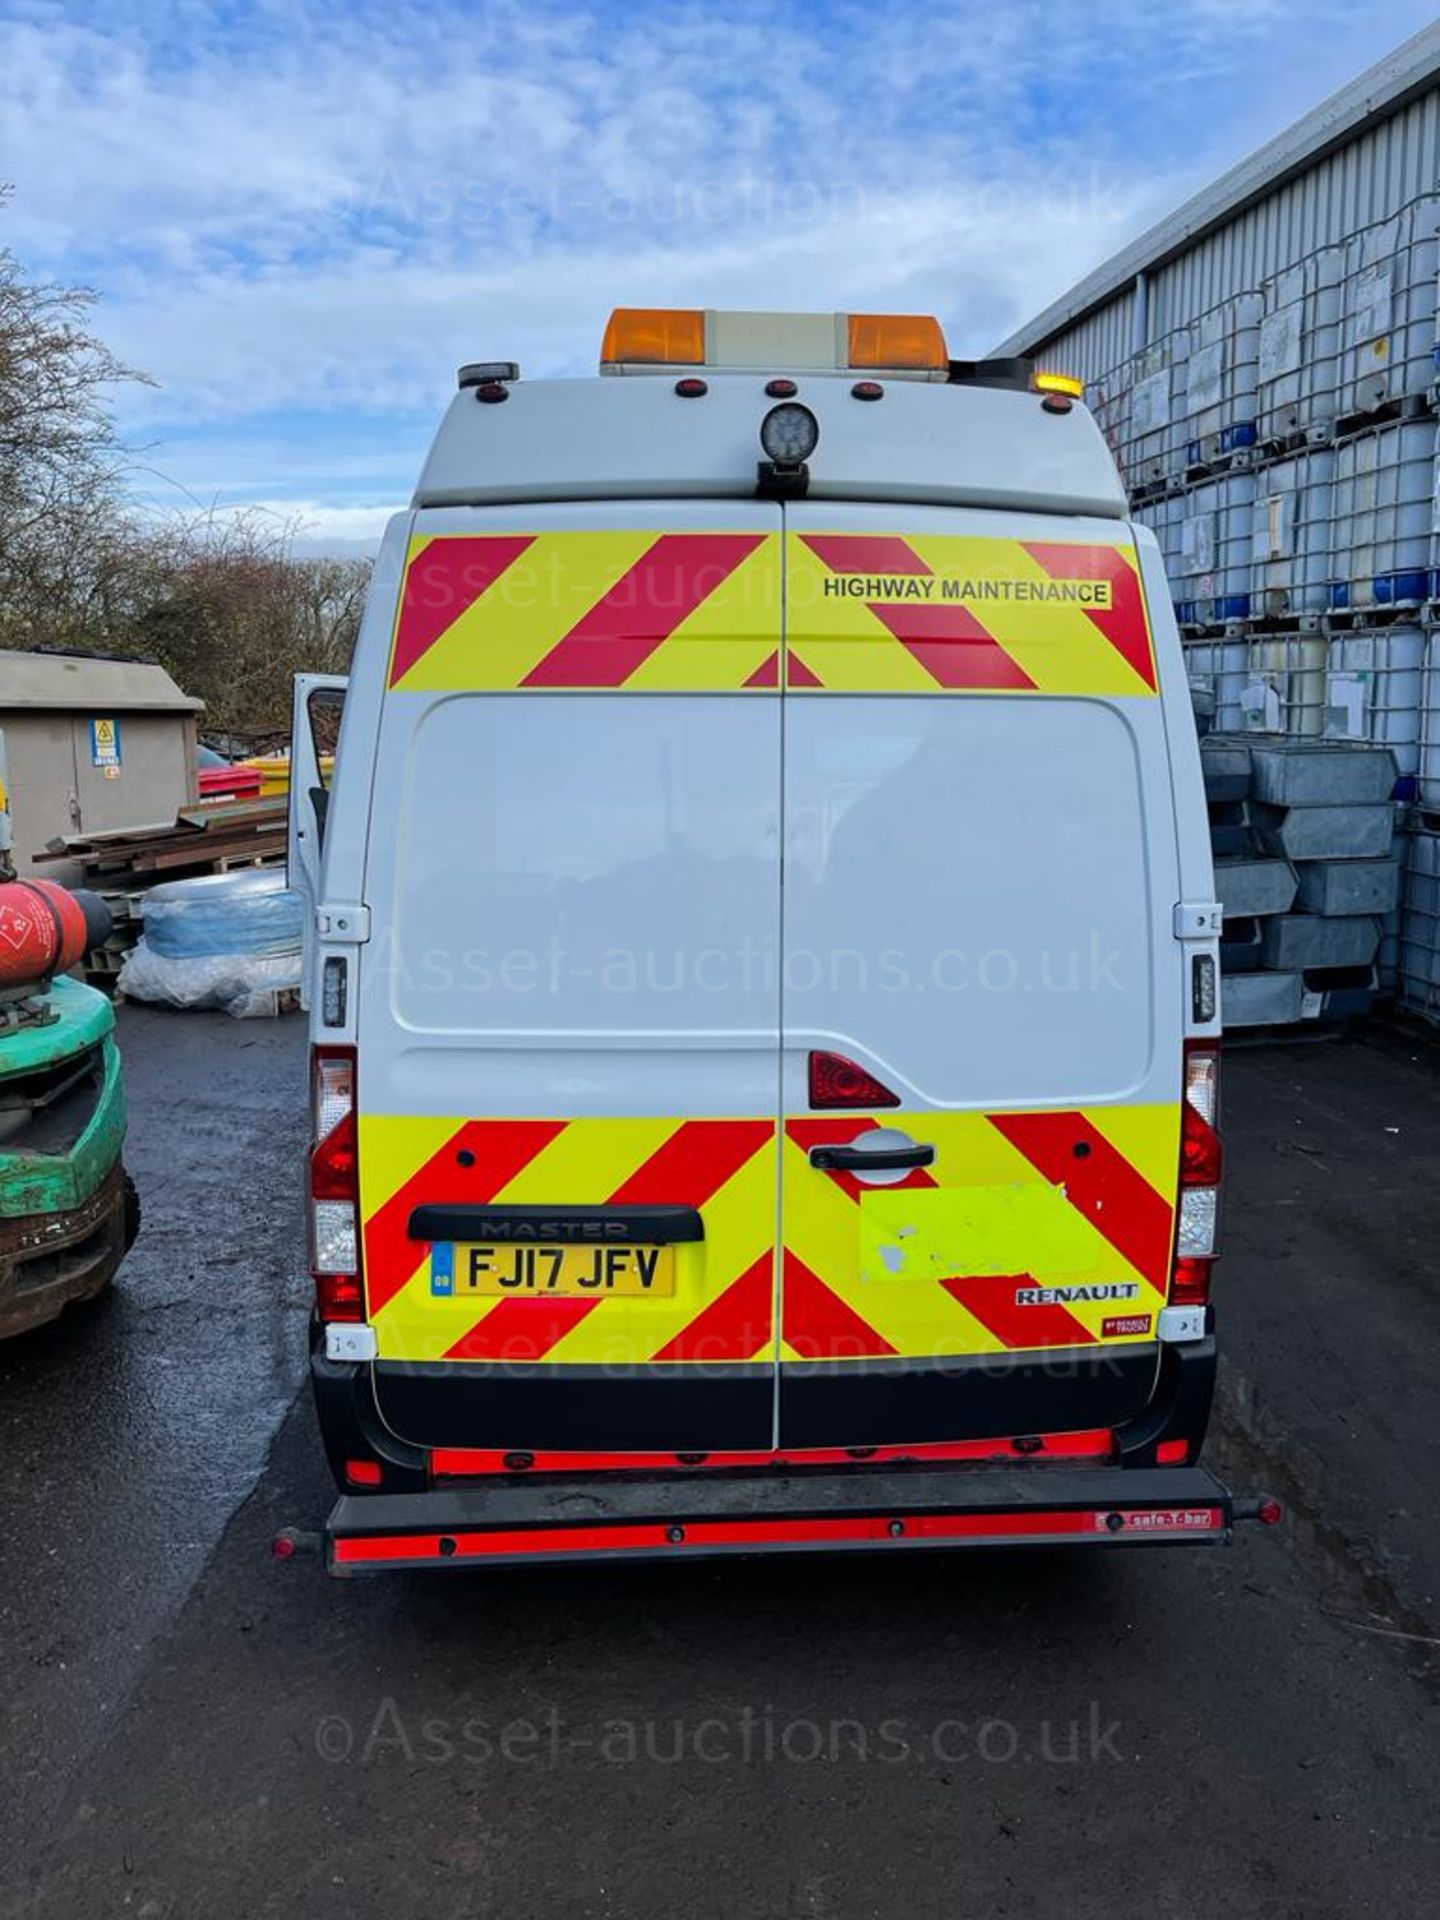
top-left (1014, 1281), bottom-right (1141, 1306)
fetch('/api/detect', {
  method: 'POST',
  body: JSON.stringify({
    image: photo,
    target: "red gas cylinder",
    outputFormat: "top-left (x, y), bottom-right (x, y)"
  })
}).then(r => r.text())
top-left (0, 881), bottom-right (111, 990)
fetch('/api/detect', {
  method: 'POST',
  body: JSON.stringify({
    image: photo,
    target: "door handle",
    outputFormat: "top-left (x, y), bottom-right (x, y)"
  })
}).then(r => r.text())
top-left (808, 1142), bottom-right (936, 1172)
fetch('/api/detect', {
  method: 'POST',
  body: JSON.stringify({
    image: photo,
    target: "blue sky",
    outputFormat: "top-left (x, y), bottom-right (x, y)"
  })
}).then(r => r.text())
top-left (4, 0), bottom-right (1438, 551)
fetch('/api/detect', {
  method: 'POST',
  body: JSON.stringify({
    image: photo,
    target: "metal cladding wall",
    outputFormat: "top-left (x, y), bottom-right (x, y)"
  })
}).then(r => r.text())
top-left (1001, 29), bottom-right (1440, 376)
top-left (994, 26), bottom-right (1440, 1028)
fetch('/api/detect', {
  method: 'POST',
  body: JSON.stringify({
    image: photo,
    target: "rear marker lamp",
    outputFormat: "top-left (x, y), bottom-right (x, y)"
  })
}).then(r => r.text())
top-left (809, 1050), bottom-right (900, 1110)
top-left (321, 955), bottom-right (348, 1028)
top-left (1173, 1042), bottom-right (1221, 1305)
top-left (1191, 952), bottom-right (1217, 1024)
top-left (310, 1047), bottom-right (363, 1321)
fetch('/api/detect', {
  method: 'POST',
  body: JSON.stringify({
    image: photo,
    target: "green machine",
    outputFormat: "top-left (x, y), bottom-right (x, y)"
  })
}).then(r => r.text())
top-left (0, 733), bottom-right (138, 1339)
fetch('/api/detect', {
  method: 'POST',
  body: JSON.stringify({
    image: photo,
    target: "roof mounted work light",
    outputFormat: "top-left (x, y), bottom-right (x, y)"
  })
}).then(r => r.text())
top-left (756, 401), bottom-right (818, 499)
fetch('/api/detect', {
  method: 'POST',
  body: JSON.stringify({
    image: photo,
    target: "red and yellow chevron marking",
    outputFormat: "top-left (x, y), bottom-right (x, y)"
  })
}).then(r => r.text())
top-left (386, 531), bottom-right (782, 692)
top-left (358, 1103), bottom-right (1178, 1368)
top-left (358, 1115), bottom-right (778, 1365)
top-left (385, 529), bottom-right (1156, 696)
top-left (786, 532), bottom-right (1157, 696)
top-left (779, 1104), bottom-right (1179, 1360)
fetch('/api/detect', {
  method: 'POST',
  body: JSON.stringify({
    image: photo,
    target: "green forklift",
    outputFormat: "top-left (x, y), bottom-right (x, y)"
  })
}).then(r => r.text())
top-left (0, 733), bottom-right (138, 1338)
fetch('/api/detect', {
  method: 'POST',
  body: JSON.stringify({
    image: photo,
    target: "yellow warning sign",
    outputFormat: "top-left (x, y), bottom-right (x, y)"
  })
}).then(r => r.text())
top-left (90, 717), bottom-right (122, 770)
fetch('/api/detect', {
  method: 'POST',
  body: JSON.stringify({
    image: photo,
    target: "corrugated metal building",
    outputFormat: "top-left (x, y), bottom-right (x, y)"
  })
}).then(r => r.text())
top-left (994, 23), bottom-right (1440, 1027)
top-left (0, 651), bottom-right (202, 875)
top-left (994, 23), bottom-right (1440, 400)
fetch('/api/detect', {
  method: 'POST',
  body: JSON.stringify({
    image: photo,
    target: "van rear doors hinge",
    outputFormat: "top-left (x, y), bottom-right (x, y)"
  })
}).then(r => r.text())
top-left (316, 903), bottom-right (371, 944)
top-left (1174, 901), bottom-right (1222, 940)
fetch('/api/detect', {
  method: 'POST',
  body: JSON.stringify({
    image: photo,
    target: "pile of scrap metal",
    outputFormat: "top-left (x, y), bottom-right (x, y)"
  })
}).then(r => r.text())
top-left (0, 746), bottom-right (138, 1339)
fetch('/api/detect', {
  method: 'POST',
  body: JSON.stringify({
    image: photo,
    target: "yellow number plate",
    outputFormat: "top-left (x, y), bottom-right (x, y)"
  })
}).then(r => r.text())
top-left (454, 1243), bottom-right (676, 1297)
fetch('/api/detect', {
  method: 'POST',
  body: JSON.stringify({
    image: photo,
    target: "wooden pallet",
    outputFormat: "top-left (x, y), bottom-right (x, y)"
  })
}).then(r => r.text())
top-left (35, 796), bottom-right (288, 885)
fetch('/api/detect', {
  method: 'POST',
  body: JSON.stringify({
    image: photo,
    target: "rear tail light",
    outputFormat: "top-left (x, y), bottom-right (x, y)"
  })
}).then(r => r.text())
top-left (310, 1046), bottom-right (363, 1322)
top-left (1172, 1041), bottom-right (1221, 1305)
top-left (808, 1050), bottom-right (900, 1109)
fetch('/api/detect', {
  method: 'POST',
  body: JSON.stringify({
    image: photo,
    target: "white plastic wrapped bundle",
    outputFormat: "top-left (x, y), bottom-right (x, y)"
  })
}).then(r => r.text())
top-left (119, 870), bottom-right (303, 1018)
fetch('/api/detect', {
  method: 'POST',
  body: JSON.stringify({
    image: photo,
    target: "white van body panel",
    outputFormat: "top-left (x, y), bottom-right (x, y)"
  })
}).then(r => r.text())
top-left (416, 375), bottom-right (1129, 520)
top-left (309, 372), bottom-right (1211, 1454)
top-left (356, 500), bottom-right (784, 1118)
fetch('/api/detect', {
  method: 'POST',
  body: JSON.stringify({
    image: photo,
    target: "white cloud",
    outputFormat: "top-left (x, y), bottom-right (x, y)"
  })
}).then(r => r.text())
top-left (3, 0), bottom-right (1435, 509)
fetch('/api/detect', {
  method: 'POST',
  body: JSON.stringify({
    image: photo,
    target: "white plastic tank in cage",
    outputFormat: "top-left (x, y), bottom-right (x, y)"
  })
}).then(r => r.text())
top-left (1243, 634), bottom-right (1330, 737)
top-left (1121, 341), bottom-right (1178, 490)
top-left (1341, 195), bottom-right (1440, 418)
top-left (1181, 292), bottom-right (1262, 466)
top-left (1250, 448), bottom-right (1337, 615)
top-left (1257, 246), bottom-right (1344, 443)
top-left (1330, 418), bottom-right (1437, 611)
top-left (1175, 470), bottom-right (1255, 624)
top-left (1324, 626), bottom-right (1424, 778)
top-left (1184, 638), bottom-right (1250, 734)
top-left (1400, 827), bottom-right (1440, 1018)
top-left (1133, 492), bottom-right (1184, 594)
top-left (1420, 629), bottom-right (1440, 808)
top-left (1085, 359), bottom-right (1130, 481)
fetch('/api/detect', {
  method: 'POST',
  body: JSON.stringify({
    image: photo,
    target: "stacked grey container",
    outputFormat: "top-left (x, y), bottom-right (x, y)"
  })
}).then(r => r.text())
top-left (1205, 737), bottom-right (1400, 1027)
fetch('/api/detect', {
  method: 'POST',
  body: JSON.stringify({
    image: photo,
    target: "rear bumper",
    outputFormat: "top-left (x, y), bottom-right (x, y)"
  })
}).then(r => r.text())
top-left (323, 1462), bottom-right (1239, 1574)
top-left (310, 1322), bottom-right (1219, 1493)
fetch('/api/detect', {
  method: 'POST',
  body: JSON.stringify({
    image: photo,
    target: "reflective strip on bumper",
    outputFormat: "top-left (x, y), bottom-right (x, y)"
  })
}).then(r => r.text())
top-left (429, 1430), bottom-right (1116, 1479)
top-left (332, 1503), bottom-right (1226, 1570)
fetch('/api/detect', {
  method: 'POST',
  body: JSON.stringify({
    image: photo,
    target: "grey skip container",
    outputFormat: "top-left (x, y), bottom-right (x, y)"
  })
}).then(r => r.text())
top-left (1247, 741), bottom-right (1399, 807)
top-left (1222, 970), bottom-right (1305, 1026)
top-left (1293, 855), bottom-right (1404, 915)
top-left (1200, 737), bottom-right (1253, 804)
top-left (1214, 856), bottom-right (1298, 919)
top-left (1252, 802), bottom-right (1395, 860)
top-left (1259, 913), bottom-right (1382, 969)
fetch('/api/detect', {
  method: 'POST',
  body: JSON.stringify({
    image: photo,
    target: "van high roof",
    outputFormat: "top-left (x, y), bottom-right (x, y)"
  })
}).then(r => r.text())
top-left (413, 308), bottom-right (1128, 520)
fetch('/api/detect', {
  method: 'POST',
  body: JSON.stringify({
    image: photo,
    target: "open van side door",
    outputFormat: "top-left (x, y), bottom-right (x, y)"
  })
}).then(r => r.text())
top-left (288, 673), bottom-right (348, 1011)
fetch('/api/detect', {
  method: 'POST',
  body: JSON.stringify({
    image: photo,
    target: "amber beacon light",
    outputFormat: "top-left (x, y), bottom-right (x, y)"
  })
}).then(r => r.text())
top-left (601, 307), bottom-right (950, 376)
top-left (601, 308), bottom-right (707, 367)
top-left (846, 312), bottom-right (948, 371)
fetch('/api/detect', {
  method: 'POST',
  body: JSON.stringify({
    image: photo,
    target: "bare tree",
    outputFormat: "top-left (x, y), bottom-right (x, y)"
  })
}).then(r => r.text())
top-left (0, 185), bottom-right (151, 648)
top-left (128, 511), bottom-right (370, 732)
top-left (1, 190), bottom-right (373, 726)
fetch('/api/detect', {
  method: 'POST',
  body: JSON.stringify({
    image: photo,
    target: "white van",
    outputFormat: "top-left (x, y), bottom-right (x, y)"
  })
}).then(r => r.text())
top-left (288, 310), bottom-right (1273, 1574)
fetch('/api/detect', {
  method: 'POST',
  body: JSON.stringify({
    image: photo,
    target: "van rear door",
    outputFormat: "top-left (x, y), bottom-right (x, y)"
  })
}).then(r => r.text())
top-left (777, 504), bottom-right (1182, 1446)
top-left (357, 504), bottom-right (785, 1452)
top-left (288, 673), bottom-right (348, 1012)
